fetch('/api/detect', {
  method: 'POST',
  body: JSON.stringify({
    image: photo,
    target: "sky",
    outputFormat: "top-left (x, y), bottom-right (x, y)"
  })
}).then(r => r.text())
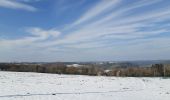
top-left (0, 0), bottom-right (170, 62)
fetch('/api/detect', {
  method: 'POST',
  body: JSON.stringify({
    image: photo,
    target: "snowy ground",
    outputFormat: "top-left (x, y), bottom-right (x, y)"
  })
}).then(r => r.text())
top-left (0, 71), bottom-right (170, 100)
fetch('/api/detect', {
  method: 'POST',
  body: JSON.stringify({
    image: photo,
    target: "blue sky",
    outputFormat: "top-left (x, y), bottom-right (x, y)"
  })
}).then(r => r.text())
top-left (0, 0), bottom-right (170, 62)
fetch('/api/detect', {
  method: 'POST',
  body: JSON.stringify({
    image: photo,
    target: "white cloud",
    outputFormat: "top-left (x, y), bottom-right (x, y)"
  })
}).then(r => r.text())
top-left (57, 0), bottom-right (170, 47)
top-left (1, 0), bottom-right (170, 61)
top-left (0, 0), bottom-right (37, 11)
top-left (28, 0), bottom-right (170, 58)
top-left (27, 27), bottom-right (61, 39)
top-left (72, 0), bottom-right (120, 26)
top-left (0, 28), bottom-right (61, 47)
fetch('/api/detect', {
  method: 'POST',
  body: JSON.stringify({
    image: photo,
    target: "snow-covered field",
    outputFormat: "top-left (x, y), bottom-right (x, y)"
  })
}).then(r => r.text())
top-left (0, 71), bottom-right (170, 100)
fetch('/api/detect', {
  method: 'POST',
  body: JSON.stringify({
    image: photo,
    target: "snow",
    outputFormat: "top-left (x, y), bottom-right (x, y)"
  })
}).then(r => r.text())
top-left (104, 70), bottom-right (111, 73)
top-left (0, 71), bottom-right (170, 100)
top-left (67, 64), bottom-right (83, 67)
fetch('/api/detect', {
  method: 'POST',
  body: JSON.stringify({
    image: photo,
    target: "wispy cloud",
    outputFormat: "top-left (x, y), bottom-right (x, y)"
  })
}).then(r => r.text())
top-left (0, 0), bottom-right (37, 11)
top-left (0, 28), bottom-right (61, 47)
top-left (58, 0), bottom-right (170, 47)
top-left (23, 0), bottom-right (170, 50)
top-left (72, 0), bottom-right (120, 26)
top-left (1, 0), bottom-right (170, 61)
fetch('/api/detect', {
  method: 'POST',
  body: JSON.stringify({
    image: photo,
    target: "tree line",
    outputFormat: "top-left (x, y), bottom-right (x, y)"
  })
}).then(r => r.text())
top-left (0, 63), bottom-right (170, 77)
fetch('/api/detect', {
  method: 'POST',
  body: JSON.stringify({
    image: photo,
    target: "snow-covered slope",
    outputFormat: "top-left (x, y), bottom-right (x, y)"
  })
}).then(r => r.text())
top-left (0, 71), bottom-right (170, 100)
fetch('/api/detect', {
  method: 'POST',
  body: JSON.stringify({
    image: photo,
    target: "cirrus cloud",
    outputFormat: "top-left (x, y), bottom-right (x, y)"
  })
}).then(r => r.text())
top-left (0, 0), bottom-right (37, 11)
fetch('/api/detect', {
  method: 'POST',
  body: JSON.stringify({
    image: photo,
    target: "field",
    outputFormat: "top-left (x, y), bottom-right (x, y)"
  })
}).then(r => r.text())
top-left (0, 71), bottom-right (170, 100)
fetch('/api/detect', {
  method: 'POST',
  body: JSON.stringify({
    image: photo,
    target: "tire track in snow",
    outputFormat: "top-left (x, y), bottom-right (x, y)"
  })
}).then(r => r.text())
top-left (0, 89), bottom-right (144, 98)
